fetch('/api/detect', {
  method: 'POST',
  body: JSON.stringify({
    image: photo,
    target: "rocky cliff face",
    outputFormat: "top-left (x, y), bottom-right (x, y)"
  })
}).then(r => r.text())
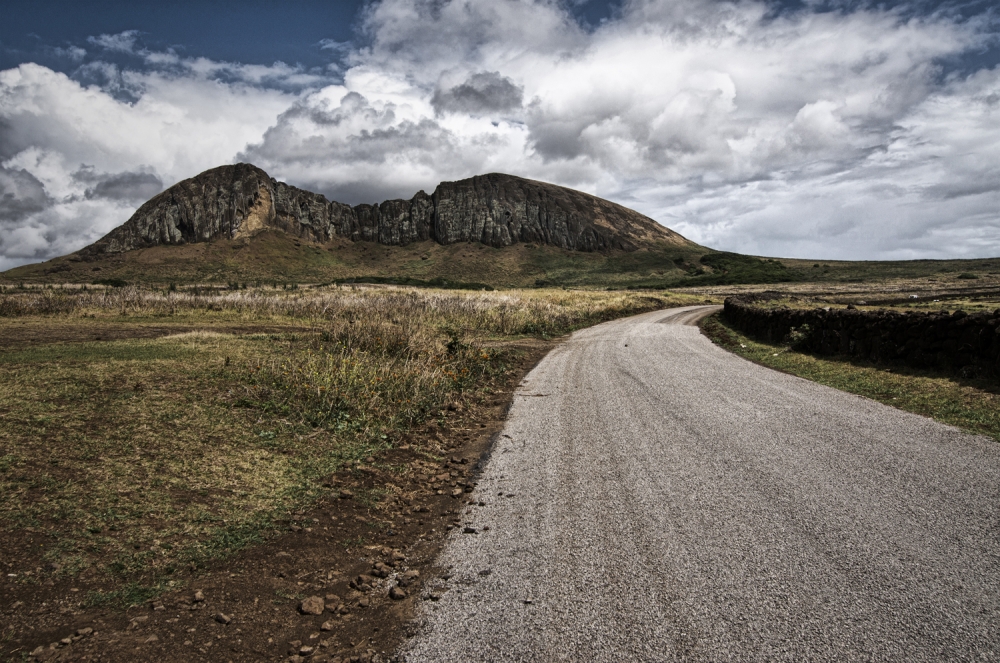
top-left (83, 163), bottom-right (690, 256)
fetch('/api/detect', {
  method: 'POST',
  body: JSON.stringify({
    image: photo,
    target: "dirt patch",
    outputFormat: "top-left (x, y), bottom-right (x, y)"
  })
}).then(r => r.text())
top-left (1, 340), bottom-right (553, 663)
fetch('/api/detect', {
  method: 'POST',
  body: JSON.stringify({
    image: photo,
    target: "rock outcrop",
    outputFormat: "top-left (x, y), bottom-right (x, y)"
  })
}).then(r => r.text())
top-left (82, 164), bottom-right (690, 256)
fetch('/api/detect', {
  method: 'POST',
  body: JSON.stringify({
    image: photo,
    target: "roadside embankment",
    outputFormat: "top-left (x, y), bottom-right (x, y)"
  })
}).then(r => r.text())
top-left (723, 295), bottom-right (1000, 378)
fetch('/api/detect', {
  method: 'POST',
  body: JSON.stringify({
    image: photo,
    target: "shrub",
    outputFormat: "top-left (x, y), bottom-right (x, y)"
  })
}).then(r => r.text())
top-left (784, 323), bottom-right (813, 350)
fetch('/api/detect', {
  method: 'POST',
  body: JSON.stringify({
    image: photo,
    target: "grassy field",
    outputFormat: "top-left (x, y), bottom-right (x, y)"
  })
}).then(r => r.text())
top-left (0, 285), bottom-right (703, 600)
top-left (700, 312), bottom-right (1000, 442)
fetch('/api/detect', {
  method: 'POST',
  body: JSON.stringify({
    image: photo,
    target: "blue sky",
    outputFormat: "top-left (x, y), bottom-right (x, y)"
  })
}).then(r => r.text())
top-left (1, 0), bottom-right (999, 267)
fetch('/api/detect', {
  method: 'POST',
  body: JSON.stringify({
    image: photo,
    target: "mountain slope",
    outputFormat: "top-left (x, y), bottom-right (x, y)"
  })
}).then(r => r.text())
top-left (81, 164), bottom-right (693, 256)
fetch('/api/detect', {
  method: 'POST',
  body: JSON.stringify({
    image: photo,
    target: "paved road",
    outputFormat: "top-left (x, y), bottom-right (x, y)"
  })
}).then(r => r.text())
top-left (401, 306), bottom-right (1000, 662)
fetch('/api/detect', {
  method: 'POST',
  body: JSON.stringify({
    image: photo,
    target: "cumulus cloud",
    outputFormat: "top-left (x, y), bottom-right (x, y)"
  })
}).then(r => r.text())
top-left (2, 1), bottom-right (1000, 266)
top-left (73, 166), bottom-right (164, 202)
top-left (431, 71), bottom-right (524, 116)
top-left (0, 166), bottom-right (51, 228)
top-left (87, 30), bottom-right (142, 54)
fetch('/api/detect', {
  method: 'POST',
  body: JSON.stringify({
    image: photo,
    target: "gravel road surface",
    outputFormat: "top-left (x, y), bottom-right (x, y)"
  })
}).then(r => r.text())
top-left (401, 306), bottom-right (1000, 662)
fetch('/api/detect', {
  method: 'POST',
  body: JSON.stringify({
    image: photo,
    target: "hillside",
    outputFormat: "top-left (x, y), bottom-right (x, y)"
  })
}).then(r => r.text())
top-left (2, 164), bottom-right (719, 287)
top-left (80, 163), bottom-right (691, 255)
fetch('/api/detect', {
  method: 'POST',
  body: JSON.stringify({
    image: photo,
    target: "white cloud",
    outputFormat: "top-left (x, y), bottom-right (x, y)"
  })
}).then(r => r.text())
top-left (1, 1), bottom-right (999, 266)
top-left (87, 30), bottom-right (142, 54)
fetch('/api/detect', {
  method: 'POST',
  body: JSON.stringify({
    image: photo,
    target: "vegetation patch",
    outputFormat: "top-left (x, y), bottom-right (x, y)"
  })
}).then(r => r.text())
top-left (700, 312), bottom-right (1000, 442)
top-left (0, 285), bottom-right (702, 603)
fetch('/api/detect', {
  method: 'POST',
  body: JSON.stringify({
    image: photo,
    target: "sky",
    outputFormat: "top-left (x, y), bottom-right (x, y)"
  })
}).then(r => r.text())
top-left (1, 0), bottom-right (999, 270)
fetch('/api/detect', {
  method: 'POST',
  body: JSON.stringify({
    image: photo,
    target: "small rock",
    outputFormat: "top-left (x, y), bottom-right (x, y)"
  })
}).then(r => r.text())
top-left (145, 635), bottom-right (159, 643)
top-left (389, 586), bottom-right (407, 600)
top-left (450, 489), bottom-right (463, 498)
top-left (398, 570), bottom-right (420, 587)
top-left (358, 597), bottom-right (370, 608)
top-left (339, 490), bottom-right (354, 499)
top-left (276, 551), bottom-right (292, 558)
top-left (300, 645), bottom-right (315, 655)
top-left (463, 527), bottom-right (477, 534)
top-left (214, 613), bottom-right (231, 624)
top-left (320, 621), bottom-right (335, 631)
top-left (76, 627), bottom-right (93, 637)
top-left (299, 596), bottom-right (325, 615)
top-left (193, 590), bottom-right (205, 602)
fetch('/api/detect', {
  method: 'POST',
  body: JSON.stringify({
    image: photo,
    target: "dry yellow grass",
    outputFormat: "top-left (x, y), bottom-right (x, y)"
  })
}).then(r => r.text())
top-left (0, 285), bottom-right (704, 589)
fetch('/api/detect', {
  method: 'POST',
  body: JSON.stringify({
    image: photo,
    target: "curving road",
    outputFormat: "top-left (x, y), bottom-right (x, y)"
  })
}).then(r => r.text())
top-left (402, 306), bottom-right (1000, 662)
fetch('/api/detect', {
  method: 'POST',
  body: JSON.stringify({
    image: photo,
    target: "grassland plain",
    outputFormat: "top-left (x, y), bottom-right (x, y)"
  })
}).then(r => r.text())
top-left (700, 312), bottom-right (1000, 442)
top-left (0, 284), bottom-right (706, 662)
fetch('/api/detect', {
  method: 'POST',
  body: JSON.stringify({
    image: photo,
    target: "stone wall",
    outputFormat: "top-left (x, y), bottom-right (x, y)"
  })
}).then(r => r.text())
top-left (723, 296), bottom-right (1000, 378)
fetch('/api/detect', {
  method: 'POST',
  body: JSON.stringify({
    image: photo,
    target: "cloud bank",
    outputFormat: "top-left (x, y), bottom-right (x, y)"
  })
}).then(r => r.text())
top-left (1, 0), bottom-right (999, 269)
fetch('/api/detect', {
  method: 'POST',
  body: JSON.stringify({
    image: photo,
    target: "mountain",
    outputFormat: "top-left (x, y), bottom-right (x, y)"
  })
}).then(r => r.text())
top-left (81, 164), bottom-right (692, 256)
top-left (3, 164), bottom-right (723, 288)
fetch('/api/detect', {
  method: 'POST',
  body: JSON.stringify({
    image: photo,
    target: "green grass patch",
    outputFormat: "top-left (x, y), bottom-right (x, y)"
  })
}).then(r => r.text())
top-left (84, 581), bottom-right (171, 609)
top-left (700, 312), bottom-right (1000, 441)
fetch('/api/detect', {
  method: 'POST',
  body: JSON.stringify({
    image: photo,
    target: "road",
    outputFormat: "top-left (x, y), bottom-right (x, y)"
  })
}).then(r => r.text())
top-left (401, 306), bottom-right (1000, 662)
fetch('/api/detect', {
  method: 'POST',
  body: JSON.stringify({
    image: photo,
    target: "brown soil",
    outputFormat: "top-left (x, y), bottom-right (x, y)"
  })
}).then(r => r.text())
top-left (1, 337), bottom-right (554, 663)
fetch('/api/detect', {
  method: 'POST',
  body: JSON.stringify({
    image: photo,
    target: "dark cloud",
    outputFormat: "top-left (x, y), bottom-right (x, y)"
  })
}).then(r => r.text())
top-left (0, 166), bottom-right (51, 225)
top-left (74, 167), bottom-right (164, 202)
top-left (431, 71), bottom-right (523, 116)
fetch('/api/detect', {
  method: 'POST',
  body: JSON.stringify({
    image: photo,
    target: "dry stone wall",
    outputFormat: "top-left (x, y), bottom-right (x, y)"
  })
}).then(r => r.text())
top-left (723, 296), bottom-right (1000, 378)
